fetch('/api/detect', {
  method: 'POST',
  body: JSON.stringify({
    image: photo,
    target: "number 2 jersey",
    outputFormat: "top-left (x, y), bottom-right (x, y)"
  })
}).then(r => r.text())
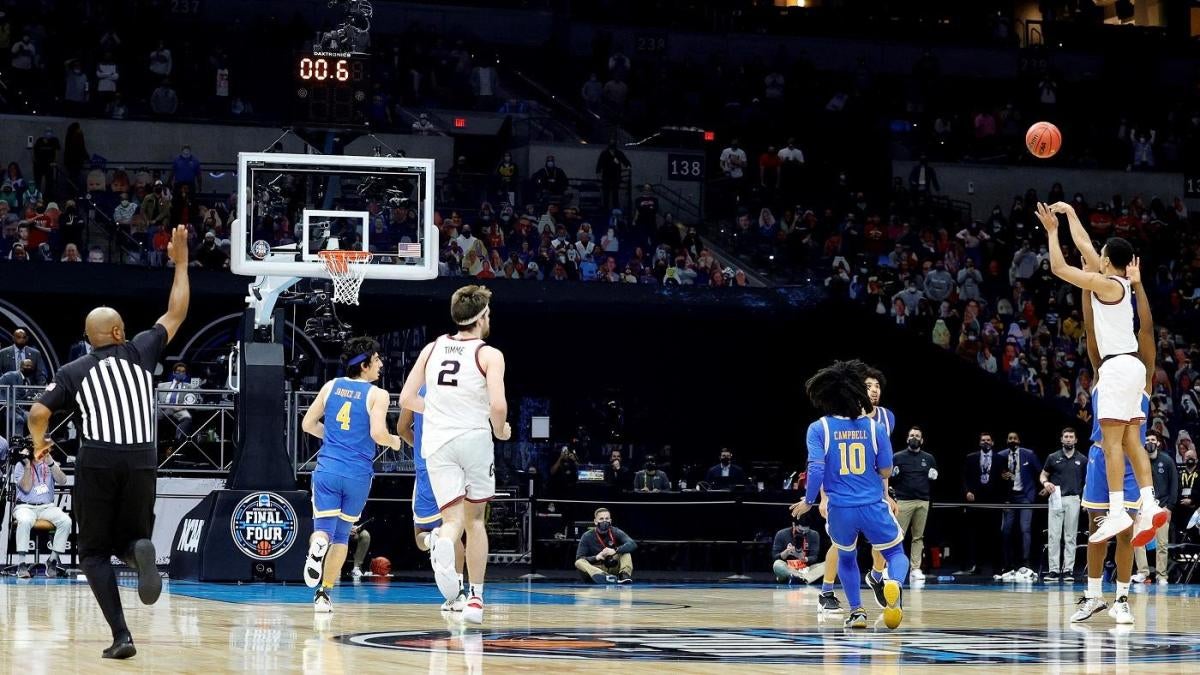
top-left (805, 414), bottom-right (893, 507)
top-left (319, 377), bottom-right (376, 479)
top-left (421, 335), bottom-right (491, 458)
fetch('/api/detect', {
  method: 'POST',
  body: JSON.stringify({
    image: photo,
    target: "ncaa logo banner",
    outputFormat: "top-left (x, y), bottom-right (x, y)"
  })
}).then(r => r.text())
top-left (231, 492), bottom-right (298, 560)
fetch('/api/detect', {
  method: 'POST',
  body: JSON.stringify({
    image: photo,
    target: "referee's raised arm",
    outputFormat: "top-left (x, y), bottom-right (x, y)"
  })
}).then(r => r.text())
top-left (156, 225), bottom-right (191, 342)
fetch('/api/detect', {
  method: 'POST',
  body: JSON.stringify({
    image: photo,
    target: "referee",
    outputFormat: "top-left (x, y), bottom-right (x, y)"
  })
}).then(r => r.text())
top-left (28, 225), bottom-right (190, 660)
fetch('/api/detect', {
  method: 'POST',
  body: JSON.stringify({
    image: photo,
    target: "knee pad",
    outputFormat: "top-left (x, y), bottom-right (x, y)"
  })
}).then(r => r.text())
top-left (331, 518), bottom-right (353, 545)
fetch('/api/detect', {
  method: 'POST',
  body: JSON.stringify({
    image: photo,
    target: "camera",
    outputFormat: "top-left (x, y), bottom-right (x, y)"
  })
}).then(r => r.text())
top-left (7, 436), bottom-right (33, 465)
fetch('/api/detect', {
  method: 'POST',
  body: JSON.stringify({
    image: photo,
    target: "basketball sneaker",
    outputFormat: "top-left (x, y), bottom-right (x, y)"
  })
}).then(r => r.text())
top-left (462, 595), bottom-right (484, 624)
top-left (844, 608), bottom-right (868, 629)
top-left (441, 589), bottom-right (468, 612)
top-left (817, 591), bottom-right (843, 616)
top-left (305, 537), bottom-right (329, 589)
top-left (313, 588), bottom-right (333, 613)
top-left (881, 580), bottom-right (903, 630)
top-left (351, 568), bottom-right (362, 580)
top-left (1131, 503), bottom-right (1169, 548)
top-left (1157, 577), bottom-right (1169, 587)
top-left (1089, 511), bottom-right (1134, 544)
top-left (1107, 596), bottom-right (1134, 624)
top-left (865, 571), bottom-right (887, 608)
top-left (909, 568), bottom-right (925, 582)
top-left (1070, 596), bottom-right (1108, 623)
top-left (431, 535), bottom-right (460, 602)
top-left (1130, 572), bottom-right (1147, 583)
top-left (1044, 571), bottom-right (1060, 582)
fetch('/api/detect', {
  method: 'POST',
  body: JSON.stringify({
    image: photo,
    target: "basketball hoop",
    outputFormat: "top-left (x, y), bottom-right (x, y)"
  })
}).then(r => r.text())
top-left (318, 250), bottom-right (373, 305)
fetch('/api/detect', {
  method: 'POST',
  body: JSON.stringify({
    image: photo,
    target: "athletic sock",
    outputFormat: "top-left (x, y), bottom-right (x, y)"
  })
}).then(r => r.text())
top-left (422, 532), bottom-right (433, 549)
top-left (1139, 487), bottom-right (1155, 508)
top-left (1108, 493), bottom-right (1124, 518)
top-left (821, 582), bottom-right (835, 593)
top-left (868, 570), bottom-right (883, 583)
top-left (1087, 577), bottom-right (1103, 599)
top-left (469, 583), bottom-right (484, 599)
top-left (322, 579), bottom-right (335, 590)
top-left (1116, 581), bottom-right (1130, 598)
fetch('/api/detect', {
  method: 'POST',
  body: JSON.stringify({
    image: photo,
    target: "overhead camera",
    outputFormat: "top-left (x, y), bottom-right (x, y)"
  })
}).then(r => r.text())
top-left (317, 0), bottom-right (374, 53)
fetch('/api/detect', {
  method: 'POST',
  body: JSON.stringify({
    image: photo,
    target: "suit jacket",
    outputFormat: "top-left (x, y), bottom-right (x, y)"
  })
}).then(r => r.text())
top-left (996, 447), bottom-right (1043, 503)
top-left (705, 463), bottom-right (747, 489)
top-left (0, 344), bottom-right (46, 384)
top-left (962, 449), bottom-right (1005, 502)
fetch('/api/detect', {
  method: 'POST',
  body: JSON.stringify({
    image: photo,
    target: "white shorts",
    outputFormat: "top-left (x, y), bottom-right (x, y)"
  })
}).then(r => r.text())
top-left (1096, 355), bottom-right (1146, 424)
top-left (425, 429), bottom-right (495, 509)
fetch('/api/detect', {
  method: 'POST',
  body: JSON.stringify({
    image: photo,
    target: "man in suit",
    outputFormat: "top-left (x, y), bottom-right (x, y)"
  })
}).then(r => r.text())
top-left (705, 448), bottom-right (747, 489)
top-left (0, 328), bottom-right (47, 384)
top-left (998, 431), bottom-right (1043, 574)
top-left (959, 431), bottom-right (1005, 575)
top-left (1, 358), bottom-right (40, 434)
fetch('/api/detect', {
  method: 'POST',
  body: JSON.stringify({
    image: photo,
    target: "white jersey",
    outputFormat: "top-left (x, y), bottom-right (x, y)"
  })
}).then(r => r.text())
top-left (421, 335), bottom-right (490, 457)
top-left (1090, 276), bottom-right (1138, 359)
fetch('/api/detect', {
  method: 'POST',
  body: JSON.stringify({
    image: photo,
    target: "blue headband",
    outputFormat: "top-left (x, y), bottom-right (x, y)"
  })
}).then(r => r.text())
top-left (347, 352), bottom-right (371, 367)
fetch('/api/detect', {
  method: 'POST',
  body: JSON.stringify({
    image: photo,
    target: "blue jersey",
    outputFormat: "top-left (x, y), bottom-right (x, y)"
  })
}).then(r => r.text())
top-left (869, 405), bottom-right (895, 440)
top-left (806, 415), bottom-right (893, 507)
top-left (318, 377), bottom-right (376, 478)
top-left (411, 385), bottom-right (441, 527)
top-left (1089, 386), bottom-right (1149, 445)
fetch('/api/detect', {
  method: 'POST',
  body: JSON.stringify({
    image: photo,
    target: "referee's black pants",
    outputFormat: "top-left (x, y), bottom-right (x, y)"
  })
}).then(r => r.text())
top-left (74, 447), bottom-right (157, 639)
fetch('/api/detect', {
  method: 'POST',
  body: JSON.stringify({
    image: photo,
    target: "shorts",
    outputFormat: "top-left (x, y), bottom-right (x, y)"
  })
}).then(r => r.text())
top-left (1081, 445), bottom-right (1141, 512)
top-left (412, 466), bottom-right (442, 530)
top-left (312, 470), bottom-right (372, 523)
top-left (1095, 355), bottom-right (1147, 424)
top-left (425, 429), bottom-right (495, 510)
top-left (826, 501), bottom-right (904, 552)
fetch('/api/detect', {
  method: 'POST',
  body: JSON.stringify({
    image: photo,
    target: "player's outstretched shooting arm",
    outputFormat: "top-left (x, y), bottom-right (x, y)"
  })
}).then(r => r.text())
top-left (1035, 202), bottom-right (1123, 302)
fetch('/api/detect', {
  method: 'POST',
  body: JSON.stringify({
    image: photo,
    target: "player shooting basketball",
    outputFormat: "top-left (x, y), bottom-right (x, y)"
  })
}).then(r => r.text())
top-left (1034, 202), bottom-right (1167, 546)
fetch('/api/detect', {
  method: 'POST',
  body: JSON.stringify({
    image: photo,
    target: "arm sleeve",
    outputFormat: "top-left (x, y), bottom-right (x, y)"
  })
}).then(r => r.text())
top-left (131, 324), bottom-right (169, 370)
top-left (803, 422), bottom-right (825, 504)
top-left (11, 462), bottom-right (24, 484)
top-left (613, 528), bottom-right (637, 554)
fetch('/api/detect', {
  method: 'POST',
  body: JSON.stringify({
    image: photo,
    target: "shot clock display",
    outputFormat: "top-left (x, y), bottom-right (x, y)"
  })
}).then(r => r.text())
top-left (294, 52), bottom-right (369, 126)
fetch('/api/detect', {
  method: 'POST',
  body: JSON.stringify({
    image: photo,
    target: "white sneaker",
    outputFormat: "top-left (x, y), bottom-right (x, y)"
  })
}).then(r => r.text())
top-left (1131, 503), bottom-right (1169, 547)
top-left (313, 589), bottom-right (333, 613)
top-left (1157, 577), bottom-right (1168, 587)
top-left (909, 568), bottom-right (925, 582)
top-left (1107, 597), bottom-right (1134, 624)
top-left (305, 537), bottom-right (329, 588)
top-left (430, 535), bottom-right (459, 602)
top-left (1088, 511), bottom-right (1134, 544)
top-left (351, 568), bottom-right (363, 580)
top-left (1130, 572), bottom-right (1147, 583)
top-left (462, 595), bottom-right (484, 624)
top-left (440, 590), bottom-right (468, 612)
top-left (1070, 596), bottom-right (1108, 622)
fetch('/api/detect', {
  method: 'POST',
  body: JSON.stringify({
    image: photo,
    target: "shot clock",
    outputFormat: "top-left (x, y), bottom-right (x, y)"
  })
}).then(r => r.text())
top-left (294, 52), bottom-right (369, 126)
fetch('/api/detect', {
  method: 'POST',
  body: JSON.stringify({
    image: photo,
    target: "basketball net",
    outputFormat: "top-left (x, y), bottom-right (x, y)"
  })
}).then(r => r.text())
top-left (317, 250), bottom-right (373, 305)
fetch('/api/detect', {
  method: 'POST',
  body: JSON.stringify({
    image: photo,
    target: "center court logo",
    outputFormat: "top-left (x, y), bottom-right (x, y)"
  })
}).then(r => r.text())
top-left (231, 492), bottom-right (298, 560)
top-left (336, 628), bottom-right (1200, 665)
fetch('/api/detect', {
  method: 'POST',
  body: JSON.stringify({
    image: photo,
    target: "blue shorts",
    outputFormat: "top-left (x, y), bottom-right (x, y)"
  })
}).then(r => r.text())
top-left (826, 501), bottom-right (904, 552)
top-left (312, 470), bottom-right (372, 523)
top-left (1081, 445), bottom-right (1141, 512)
top-left (412, 466), bottom-right (442, 531)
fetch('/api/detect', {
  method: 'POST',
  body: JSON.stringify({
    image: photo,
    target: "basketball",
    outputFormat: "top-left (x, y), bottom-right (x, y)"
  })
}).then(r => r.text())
top-left (1026, 121), bottom-right (1062, 159)
top-left (256, 540), bottom-right (272, 557)
top-left (370, 556), bottom-right (392, 576)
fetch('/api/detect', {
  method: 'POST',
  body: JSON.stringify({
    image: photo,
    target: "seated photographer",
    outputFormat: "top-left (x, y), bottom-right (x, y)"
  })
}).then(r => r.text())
top-left (771, 516), bottom-right (824, 584)
top-left (633, 456), bottom-right (670, 492)
top-left (11, 443), bottom-right (71, 578)
top-left (574, 507), bottom-right (636, 584)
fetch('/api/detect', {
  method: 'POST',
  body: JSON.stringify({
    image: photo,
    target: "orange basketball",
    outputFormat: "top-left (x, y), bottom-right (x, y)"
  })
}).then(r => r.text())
top-left (1026, 121), bottom-right (1062, 159)
top-left (257, 539), bottom-right (272, 556)
top-left (370, 556), bottom-right (392, 576)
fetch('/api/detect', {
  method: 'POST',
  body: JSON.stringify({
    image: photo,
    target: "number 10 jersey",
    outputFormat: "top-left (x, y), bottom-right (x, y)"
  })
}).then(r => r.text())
top-left (421, 335), bottom-right (491, 458)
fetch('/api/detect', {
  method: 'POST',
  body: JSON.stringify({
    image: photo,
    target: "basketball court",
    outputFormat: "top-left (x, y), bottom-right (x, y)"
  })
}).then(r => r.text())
top-left (3, 578), bottom-right (1197, 672)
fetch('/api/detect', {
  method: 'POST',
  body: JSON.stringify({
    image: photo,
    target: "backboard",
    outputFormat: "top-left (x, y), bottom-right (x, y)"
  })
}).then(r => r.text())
top-left (231, 152), bottom-right (437, 281)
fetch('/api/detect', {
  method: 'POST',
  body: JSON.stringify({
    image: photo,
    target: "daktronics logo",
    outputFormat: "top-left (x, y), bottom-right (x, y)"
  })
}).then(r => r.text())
top-left (230, 492), bottom-right (298, 561)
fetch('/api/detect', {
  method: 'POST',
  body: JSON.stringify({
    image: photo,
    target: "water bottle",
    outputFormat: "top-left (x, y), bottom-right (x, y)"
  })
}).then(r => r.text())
top-left (679, 479), bottom-right (687, 491)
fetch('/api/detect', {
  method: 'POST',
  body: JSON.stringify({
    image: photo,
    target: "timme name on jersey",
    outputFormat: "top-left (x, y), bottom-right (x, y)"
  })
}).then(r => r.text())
top-left (421, 335), bottom-right (490, 458)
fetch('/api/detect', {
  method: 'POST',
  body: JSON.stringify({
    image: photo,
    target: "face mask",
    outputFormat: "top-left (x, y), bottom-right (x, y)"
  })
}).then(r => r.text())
top-left (1146, 442), bottom-right (1159, 455)
top-left (981, 442), bottom-right (993, 452)
top-left (182, 150), bottom-right (192, 158)
top-left (645, 463), bottom-right (656, 472)
top-left (597, 522), bottom-right (611, 533)
top-left (21, 367), bottom-right (34, 378)
top-left (173, 372), bottom-right (188, 382)
top-left (907, 439), bottom-right (922, 451)
top-left (546, 162), bottom-right (555, 169)
top-left (1062, 442), bottom-right (1075, 452)
top-left (1008, 441), bottom-right (1019, 450)
top-left (721, 457), bottom-right (731, 466)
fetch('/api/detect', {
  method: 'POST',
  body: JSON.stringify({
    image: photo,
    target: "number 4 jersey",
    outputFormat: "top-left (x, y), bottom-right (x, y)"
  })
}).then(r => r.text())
top-left (319, 377), bottom-right (376, 478)
top-left (421, 335), bottom-right (491, 459)
top-left (806, 415), bottom-right (893, 507)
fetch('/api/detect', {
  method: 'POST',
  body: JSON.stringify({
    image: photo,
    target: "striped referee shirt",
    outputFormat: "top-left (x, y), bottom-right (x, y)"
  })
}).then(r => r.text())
top-left (38, 324), bottom-right (167, 451)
